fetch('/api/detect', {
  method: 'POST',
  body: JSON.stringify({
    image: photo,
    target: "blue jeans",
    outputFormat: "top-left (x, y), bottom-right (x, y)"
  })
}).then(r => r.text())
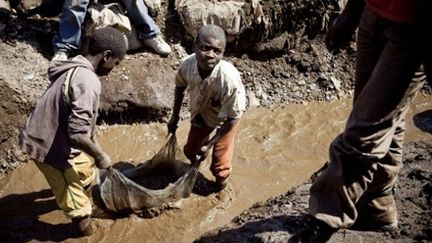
top-left (120, 0), bottom-right (160, 40)
top-left (53, 0), bottom-right (160, 53)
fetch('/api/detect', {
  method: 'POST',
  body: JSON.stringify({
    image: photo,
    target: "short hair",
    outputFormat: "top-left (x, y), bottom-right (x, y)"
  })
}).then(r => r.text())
top-left (89, 27), bottom-right (127, 58)
top-left (196, 24), bottom-right (226, 46)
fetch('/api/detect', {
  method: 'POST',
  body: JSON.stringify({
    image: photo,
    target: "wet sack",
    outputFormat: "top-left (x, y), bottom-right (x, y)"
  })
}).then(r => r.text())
top-left (99, 135), bottom-right (202, 212)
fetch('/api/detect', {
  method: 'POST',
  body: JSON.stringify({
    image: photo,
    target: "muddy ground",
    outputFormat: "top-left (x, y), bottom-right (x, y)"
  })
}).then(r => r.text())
top-left (1, 0), bottom-right (432, 242)
top-left (0, 0), bottom-right (357, 173)
top-left (196, 140), bottom-right (432, 242)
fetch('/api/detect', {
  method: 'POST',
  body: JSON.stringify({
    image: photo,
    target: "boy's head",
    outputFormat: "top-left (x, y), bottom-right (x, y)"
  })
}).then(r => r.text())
top-left (88, 27), bottom-right (127, 76)
top-left (194, 24), bottom-right (226, 72)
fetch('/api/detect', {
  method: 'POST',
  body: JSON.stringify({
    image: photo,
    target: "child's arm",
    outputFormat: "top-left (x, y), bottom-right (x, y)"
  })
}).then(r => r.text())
top-left (70, 133), bottom-right (111, 169)
top-left (167, 86), bottom-right (186, 135)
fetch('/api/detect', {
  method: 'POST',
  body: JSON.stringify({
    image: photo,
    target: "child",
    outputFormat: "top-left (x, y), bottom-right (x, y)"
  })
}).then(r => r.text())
top-left (19, 27), bottom-right (127, 236)
top-left (167, 24), bottom-right (246, 191)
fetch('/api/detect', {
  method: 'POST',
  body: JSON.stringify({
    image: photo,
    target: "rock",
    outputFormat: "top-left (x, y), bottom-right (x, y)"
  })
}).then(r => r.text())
top-left (330, 76), bottom-right (341, 91)
top-left (99, 56), bottom-right (176, 123)
top-left (172, 43), bottom-right (188, 59)
top-left (297, 80), bottom-right (306, 86)
top-left (22, 73), bottom-right (34, 83)
top-left (247, 91), bottom-right (260, 108)
top-left (175, 0), bottom-right (262, 41)
top-left (253, 32), bottom-right (290, 54)
top-left (143, 0), bottom-right (161, 17)
top-left (17, 0), bottom-right (44, 12)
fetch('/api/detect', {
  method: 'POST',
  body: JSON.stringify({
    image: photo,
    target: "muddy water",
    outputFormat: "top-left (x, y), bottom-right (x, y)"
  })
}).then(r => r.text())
top-left (1, 95), bottom-right (431, 242)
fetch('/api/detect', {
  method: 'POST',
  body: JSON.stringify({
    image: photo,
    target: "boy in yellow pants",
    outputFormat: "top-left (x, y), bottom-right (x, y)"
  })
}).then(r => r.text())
top-left (19, 27), bottom-right (127, 236)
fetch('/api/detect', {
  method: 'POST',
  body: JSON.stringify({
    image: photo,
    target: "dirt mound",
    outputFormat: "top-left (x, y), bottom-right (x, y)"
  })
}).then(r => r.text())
top-left (196, 140), bottom-right (432, 242)
top-left (0, 81), bottom-right (32, 174)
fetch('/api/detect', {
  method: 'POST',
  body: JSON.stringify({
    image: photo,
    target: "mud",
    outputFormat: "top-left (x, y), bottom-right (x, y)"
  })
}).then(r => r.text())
top-left (1, 96), bottom-right (431, 242)
top-left (1, 0), bottom-right (432, 242)
top-left (197, 139), bottom-right (432, 243)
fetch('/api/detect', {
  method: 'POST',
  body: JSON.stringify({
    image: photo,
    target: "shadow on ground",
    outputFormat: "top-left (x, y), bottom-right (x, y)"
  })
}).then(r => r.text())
top-left (0, 189), bottom-right (83, 242)
top-left (413, 109), bottom-right (432, 134)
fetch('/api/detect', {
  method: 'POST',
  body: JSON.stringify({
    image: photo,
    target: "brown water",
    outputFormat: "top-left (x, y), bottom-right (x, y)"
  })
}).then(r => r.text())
top-left (1, 95), bottom-right (431, 242)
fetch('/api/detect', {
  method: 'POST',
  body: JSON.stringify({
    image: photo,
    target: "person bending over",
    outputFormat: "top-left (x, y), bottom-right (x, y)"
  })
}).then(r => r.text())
top-left (167, 24), bottom-right (246, 191)
top-left (20, 27), bottom-right (127, 236)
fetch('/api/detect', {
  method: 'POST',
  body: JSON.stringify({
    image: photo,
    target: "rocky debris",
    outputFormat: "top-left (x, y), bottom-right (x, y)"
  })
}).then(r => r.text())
top-left (0, 81), bottom-right (32, 174)
top-left (196, 140), bottom-right (432, 242)
top-left (174, 0), bottom-right (343, 53)
top-left (230, 36), bottom-right (356, 106)
top-left (235, 0), bottom-right (342, 51)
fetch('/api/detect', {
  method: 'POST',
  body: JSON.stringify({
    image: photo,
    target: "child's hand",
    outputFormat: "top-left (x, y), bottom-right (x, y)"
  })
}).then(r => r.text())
top-left (95, 152), bottom-right (111, 169)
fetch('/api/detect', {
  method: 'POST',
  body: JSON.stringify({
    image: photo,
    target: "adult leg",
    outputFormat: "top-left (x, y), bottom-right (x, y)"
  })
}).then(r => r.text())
top-left (352, 6), bottom-right (382, 102)
top-left (355, 70), bottom-right (425, 231)
top-left (119, 0), bottom-right (171, 55)
top-left (53, 0), bottom-right (90, 55)
top-left (309, 8), bottom-right (424, 229)
top-left (119, 0), bottom-right (159, 38)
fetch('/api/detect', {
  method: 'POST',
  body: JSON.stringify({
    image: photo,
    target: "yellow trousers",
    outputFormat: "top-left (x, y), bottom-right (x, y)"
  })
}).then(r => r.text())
top-left (34, 152), bottom-right (96, 218)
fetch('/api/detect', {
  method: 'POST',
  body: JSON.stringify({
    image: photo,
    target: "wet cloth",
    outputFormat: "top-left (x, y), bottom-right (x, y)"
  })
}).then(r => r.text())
top-left (19, 55), bottom-right (100, 170)
top-left (100, 135), bottom-right (202, 212)
top-left (175, 54), bottom-right (246, 128)
top-left (34, 152), bottom-right (95, 218)
top-left (184, 118), bottom-right (241, 181)
top-left (308, 7), bottom-right (428, 228)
